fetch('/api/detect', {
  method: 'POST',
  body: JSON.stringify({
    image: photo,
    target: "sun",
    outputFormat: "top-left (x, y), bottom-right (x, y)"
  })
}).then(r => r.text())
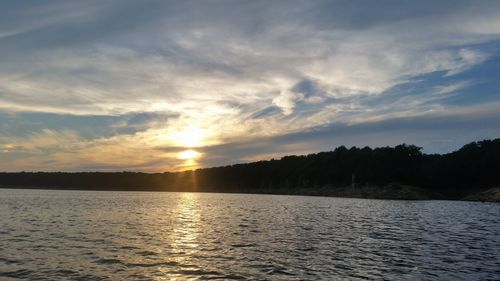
top-left (177, 149), bottom-right (200, 160)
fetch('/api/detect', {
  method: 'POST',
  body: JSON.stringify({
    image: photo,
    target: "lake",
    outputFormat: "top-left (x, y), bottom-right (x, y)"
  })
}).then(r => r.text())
top-left (0, 189), bottom-right (499, 280)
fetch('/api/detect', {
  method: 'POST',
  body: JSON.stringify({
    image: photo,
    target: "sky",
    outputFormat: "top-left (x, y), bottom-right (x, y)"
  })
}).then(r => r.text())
top-left (1, 0), bottom-right (500, 172)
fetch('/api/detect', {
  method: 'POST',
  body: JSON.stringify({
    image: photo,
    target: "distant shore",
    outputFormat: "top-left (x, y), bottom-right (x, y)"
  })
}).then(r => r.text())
top-left (1, 139), bottom-right (499, 202)
top-left (1, 184), bottom-right (499, 202)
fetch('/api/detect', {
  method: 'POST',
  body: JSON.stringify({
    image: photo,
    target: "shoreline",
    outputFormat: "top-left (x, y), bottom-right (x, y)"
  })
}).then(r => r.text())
top-left (2, 185), bottom-right (499, 202)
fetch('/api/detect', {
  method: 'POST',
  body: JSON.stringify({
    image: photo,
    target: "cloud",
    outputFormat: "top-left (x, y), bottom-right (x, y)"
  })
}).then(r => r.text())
top-left (1, 1), bottom-right (500, 171)
top-left (198, 101), bottom-right (500, 166)
top-left (272, 90), bottom-right (296, 115)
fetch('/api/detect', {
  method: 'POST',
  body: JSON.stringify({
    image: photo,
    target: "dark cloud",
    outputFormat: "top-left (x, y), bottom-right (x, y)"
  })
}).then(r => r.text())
top-left (0, 111), bottom-right (177, 140)
top-left (308, 0), bottom-right (478, 30)
top-left (291, 79), bottom-right (324, 98)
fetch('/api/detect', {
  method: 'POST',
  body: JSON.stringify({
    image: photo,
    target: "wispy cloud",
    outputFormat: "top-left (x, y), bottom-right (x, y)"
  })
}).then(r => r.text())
top-left (1, 0), bottom-right (500, 171)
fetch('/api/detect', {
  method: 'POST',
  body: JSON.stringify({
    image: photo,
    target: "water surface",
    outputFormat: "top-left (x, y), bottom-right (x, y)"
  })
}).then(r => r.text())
top-left (1, 189), bottom-right (499, 280)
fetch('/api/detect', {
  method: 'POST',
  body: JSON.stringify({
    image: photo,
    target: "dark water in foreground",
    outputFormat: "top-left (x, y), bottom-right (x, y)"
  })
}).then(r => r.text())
top-left (0, 189), bottom-right (499, 280)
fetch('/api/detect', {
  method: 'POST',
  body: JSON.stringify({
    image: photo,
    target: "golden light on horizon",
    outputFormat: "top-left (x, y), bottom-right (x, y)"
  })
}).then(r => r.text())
top-left (177, 149), bottom-right (200, 160)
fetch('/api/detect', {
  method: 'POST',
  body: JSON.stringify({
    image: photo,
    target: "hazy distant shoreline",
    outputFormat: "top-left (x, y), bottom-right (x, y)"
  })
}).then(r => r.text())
top-left (1, 184), bottom-right (499, 202)
top-left (1, 139), bottom-right (499, 202)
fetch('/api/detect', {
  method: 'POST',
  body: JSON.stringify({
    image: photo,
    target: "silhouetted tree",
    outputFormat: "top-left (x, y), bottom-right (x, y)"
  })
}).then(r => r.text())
top-left (1, 138), bottom-right (499, 199)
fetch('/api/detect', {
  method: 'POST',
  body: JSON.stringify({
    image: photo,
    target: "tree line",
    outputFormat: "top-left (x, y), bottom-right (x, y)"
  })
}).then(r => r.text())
top-left (1, 138), bottom-right (499, 199)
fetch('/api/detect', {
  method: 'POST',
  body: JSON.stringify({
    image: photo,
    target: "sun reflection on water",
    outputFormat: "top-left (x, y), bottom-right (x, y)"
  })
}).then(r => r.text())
top-left (169, 193), bottom-right (201, 266)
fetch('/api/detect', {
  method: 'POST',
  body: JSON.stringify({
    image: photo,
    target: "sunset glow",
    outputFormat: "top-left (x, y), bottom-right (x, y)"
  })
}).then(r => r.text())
top-left (171, 127), bottom-right (209, 148)
top-left (2, 2), bottom-right (500, 281)
top-left (0, 1), bottom-right (499, 172)
top-left (177, 150), bottom-right (200, 160)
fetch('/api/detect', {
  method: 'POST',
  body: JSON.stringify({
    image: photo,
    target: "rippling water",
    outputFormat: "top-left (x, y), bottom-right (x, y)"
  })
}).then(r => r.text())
top-left (1, 189), bottom-right (499, 280)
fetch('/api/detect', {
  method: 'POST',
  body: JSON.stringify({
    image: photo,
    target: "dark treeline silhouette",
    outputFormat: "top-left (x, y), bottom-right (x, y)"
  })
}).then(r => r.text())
top-left (1, 138), bottom-right (499, 200)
